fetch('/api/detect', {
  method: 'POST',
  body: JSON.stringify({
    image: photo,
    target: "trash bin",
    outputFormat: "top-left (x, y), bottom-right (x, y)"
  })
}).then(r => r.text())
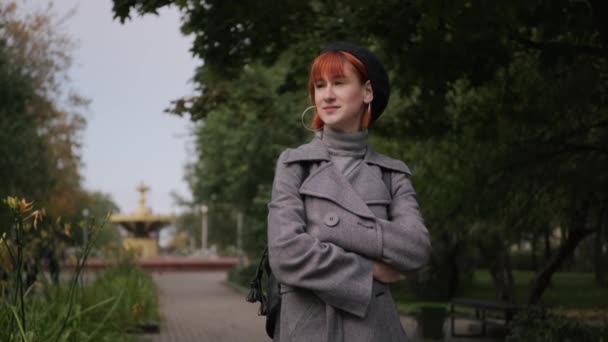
top-left (417, 306), bottom-right (447, 340)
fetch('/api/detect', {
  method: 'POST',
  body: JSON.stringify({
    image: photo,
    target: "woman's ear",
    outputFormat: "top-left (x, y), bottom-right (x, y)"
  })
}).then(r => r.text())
top-left (363, 80), bottom-right (374, 104)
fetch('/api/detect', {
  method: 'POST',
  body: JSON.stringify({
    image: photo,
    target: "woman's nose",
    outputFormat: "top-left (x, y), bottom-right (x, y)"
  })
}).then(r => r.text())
top-left (321, 85), bottom-right (336, 101)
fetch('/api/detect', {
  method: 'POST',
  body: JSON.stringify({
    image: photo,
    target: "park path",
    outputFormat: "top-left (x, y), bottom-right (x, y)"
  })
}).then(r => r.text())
top-left (139, 272), bottom-right (501, 342)
top-left (140, 272), bottom-right (270, 342)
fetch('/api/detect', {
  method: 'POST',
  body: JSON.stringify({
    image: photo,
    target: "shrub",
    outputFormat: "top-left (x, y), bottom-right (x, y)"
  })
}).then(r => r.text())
top-left (227, 263), bottom-right (259, 289)
top-left (507, 307), bottom-right (608, 342)
top-left (0, 197), bottom-right (159, 341)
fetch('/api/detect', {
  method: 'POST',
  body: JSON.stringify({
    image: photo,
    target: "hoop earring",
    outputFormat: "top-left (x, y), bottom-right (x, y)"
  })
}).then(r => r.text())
top-left (301, 106), bottom-right (321, 132)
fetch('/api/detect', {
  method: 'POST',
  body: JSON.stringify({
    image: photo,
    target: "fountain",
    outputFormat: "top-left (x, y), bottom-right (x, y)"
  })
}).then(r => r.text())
top-left (67, 182), bottom-right (240, 272)
top-left (111, 182), bottom-right (174, 258)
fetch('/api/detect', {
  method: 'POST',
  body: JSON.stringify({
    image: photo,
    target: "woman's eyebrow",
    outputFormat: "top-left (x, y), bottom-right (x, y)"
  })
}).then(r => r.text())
top-left (326, 75), bottom-right (346, 81)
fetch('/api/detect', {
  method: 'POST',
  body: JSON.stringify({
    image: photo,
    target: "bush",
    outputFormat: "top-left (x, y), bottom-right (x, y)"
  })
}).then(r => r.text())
top-left (82, 264), bottom-right (159, 330)
top-left (0, 197), bottom-right (159, 341)
top-left (227, 263), bottom-right (259, 289)
top-left (507, 307), bottom-right (608, 342)
top-left (509, 250), bottom-right (537, 271)
top-left (408, 257), bottom-right (475, 301)
top-left (0, 261), bottom-right (159, 342)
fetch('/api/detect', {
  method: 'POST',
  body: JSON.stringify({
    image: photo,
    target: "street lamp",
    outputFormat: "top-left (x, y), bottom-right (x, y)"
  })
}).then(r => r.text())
top-left (200, 204), bottom-right (208, 251)
top-left (82, 208), bottom-right (90, 248)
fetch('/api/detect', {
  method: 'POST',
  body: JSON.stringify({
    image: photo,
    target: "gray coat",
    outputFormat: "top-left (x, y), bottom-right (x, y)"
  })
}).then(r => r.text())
top-left (267, 138), bottom-right (431, 342)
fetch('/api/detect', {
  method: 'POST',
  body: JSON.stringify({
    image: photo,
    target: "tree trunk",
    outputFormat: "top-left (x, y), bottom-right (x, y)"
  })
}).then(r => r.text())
top-left (531, 232), bottom-right (538, 271)
top-left (446, 240), bottom-right (462, 298)
top-left (594, 207), bottom-right (606, 287)
top-left (480, 235), bottom-right (515, 302)
top-left (594, 227), bottom-right (603, 285)
top-left (504, 248), bottom-right (515, 300)
top-left (439, 231), bottom-right (463, 299)
top-left (527, 202), bottom-right (594, 305)
top-left (560, 225), bottom-right (575, 271)
top-left (544, 230), bottom-right (552, 261)
top-left (528, 227), bottom-right (593, 304)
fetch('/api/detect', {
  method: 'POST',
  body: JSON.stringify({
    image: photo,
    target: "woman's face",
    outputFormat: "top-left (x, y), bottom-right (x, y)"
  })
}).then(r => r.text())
top-left (313, 63), bottom-right (373, 133)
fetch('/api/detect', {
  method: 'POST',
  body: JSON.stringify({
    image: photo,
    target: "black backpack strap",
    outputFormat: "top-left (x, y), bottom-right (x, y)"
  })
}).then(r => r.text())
top-left (246, 247), bottom-right (269, 315)
top-left (246, 160), bottom-right (311, 314)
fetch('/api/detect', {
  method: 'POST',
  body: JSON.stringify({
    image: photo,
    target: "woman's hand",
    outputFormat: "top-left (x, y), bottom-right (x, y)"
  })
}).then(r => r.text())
top-left (372, 261), bottom-right (401, 283)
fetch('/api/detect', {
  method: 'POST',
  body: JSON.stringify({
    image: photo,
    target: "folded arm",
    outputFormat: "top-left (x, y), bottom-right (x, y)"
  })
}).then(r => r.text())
top-left (267, 151), bottom-right (373, 318)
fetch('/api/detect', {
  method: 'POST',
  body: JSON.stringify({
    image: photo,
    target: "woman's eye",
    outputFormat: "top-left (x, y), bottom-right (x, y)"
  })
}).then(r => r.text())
top-left (315, 83), bottom-right (325, 89)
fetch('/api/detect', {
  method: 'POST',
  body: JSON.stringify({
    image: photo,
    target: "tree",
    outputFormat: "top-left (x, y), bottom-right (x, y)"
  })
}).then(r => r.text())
top-left (74, 191), bottom-right (122, 249)
top-left (0, 2), bottom-right (87, 220)
top-left (112, 0), bottom-right (608, 303)
top-left (183, 61), bottom-right (310, 256)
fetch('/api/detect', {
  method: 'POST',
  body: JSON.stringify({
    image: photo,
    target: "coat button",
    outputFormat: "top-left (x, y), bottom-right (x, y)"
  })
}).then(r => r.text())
top-left (324, 213), bottom-right (339, 227)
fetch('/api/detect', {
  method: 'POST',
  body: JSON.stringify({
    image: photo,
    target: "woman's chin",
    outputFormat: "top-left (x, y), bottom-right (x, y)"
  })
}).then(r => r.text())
top-left (320, 114), bottom-right (341, 126)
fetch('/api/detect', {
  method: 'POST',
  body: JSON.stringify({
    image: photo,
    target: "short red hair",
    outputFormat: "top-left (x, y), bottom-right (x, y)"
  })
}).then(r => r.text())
top-left (307, 51), bottom-right (372, 130)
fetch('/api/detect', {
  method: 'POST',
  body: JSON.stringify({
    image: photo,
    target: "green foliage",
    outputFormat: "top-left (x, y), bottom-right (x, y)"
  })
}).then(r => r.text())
top-left (0, 198), bottom-right (158, 341)
top-left (0, 267), bottom-right (158, 342)
top-left (184, 61), bottom-right (312, 256)
top-left (112, 0), bottom-right (608, 303)
top-left (0, 40), bottom-right (54, 206)
top-left (395, 270), bottom-right (608, 321)
top-left (82, 264), bottom-right (159, 331)
top-left (72, 192), bottom-right (122, 249)
top-left (507, 307), bottom-right (608, 342)
top-left (408, 251), bottom-right (475, 301)
top-left (227, 263), bottom-right (259, 289)
top-left (171, 203), bottom-right (238, 255)
top-left (0, 2), bottom-right (88, 221)
top-left (459, 271), bottom-right (608, 310)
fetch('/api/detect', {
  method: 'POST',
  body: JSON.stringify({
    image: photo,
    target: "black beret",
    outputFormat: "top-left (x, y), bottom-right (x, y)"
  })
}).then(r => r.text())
top-left (322, 41), bottom-right (390, 122)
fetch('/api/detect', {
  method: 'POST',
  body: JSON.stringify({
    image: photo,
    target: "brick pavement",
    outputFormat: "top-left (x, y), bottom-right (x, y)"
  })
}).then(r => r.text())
top-left (139, 272), bottom-right (270, 342)
top-left (138, 272), bottom-right (502, 342)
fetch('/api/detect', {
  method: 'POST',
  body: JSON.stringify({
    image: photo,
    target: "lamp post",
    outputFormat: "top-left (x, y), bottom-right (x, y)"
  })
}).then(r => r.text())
top-left (236, 210), bottom-right (243, 264)
top-left (82, 208), bottom-right (89, 248)
top-left (200, 204), bottom-right (208, 251)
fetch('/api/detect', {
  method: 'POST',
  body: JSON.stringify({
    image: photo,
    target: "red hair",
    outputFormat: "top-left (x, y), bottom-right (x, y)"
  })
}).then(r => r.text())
top-left (307, 51), bottom-right (372, 130)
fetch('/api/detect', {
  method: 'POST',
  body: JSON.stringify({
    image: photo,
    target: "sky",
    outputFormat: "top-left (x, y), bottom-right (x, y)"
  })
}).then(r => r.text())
top-left (23, 0), bottom-right (200, 216)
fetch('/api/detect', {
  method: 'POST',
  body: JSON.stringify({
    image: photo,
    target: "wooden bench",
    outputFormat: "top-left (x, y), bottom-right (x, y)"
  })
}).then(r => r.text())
top-left (450, 297), bottom-right (524, 338)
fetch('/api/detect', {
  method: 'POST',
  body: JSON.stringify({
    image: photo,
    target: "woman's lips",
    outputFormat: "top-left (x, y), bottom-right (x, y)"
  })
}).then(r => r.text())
top-left (323, 106), bottom-right (340, 114)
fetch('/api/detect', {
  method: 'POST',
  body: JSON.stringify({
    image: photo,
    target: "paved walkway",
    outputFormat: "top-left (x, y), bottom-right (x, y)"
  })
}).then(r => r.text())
top-left (139, 272), bottom-right (503, 342)
top-left (140, 272), bottom-right (270, 342)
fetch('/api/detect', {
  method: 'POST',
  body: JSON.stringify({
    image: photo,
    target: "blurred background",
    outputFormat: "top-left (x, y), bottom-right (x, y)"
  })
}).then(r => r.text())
top-left (1, 0), bottom-right (607, 341)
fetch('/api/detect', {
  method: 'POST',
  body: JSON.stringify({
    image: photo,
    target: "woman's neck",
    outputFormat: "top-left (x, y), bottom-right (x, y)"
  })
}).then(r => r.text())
top-left (317, 126), bottom-right (368, 152)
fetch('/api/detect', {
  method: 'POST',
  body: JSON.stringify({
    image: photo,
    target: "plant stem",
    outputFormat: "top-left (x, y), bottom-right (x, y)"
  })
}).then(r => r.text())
top-left (16, 219), bottom-right (26, 333)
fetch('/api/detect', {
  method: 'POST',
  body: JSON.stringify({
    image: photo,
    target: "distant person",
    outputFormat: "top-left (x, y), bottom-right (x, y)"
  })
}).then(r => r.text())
top-left (267, 42), bottom-right (432, 341)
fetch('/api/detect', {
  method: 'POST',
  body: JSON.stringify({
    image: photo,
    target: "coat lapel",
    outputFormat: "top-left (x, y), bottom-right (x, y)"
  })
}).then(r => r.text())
top-left (347, 163), bottom-right (392, 205)
top-left (299, 162), bottom-right (376, 219)
top-left (287, 137), bottom-right (401, 219)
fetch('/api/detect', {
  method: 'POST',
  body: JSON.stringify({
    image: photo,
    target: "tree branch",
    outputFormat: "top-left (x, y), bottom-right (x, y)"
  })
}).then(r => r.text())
top-left (509, 33), bottom-right (607, 58)
top-left (589, 0), bottom-right (608, 48)
top-left (557, 142), bottom-right (608, 155)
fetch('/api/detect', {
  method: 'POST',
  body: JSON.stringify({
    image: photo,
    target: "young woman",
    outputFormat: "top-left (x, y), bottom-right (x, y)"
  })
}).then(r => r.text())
top-left (267, 42), bottom-right (432, 342)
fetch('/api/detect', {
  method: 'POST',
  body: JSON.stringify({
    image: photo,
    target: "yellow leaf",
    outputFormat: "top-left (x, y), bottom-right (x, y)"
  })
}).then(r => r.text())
top-left (63, 223), bottom-right (71, 237)
top-left (4, 196), bottom-right (18, 210)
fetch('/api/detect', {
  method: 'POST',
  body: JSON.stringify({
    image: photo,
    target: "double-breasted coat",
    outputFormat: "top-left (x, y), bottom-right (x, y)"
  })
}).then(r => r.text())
top-left (267, 137), bottom-right (432, 342)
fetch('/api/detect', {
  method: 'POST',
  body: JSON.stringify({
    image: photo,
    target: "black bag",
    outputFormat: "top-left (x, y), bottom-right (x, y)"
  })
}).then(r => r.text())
top-left (246, 163), bottom-right (393, 339)
top-left (246, 247), bottom-right (280, 338)
top-left (247, 161), bottom-right (312, 339)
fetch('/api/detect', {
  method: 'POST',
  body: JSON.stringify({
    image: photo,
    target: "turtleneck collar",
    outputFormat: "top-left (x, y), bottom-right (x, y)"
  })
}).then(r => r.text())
top-left (316, 126), bottom-right (368, 152)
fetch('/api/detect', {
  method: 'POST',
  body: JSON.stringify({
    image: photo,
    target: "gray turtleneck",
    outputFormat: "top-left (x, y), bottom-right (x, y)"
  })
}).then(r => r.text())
top-left (316, 126), bottom-right (368, 178)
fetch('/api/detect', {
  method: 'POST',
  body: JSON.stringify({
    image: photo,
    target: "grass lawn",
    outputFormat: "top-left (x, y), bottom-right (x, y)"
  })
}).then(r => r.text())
top-left (394, 270), bottom-right (608, 320)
